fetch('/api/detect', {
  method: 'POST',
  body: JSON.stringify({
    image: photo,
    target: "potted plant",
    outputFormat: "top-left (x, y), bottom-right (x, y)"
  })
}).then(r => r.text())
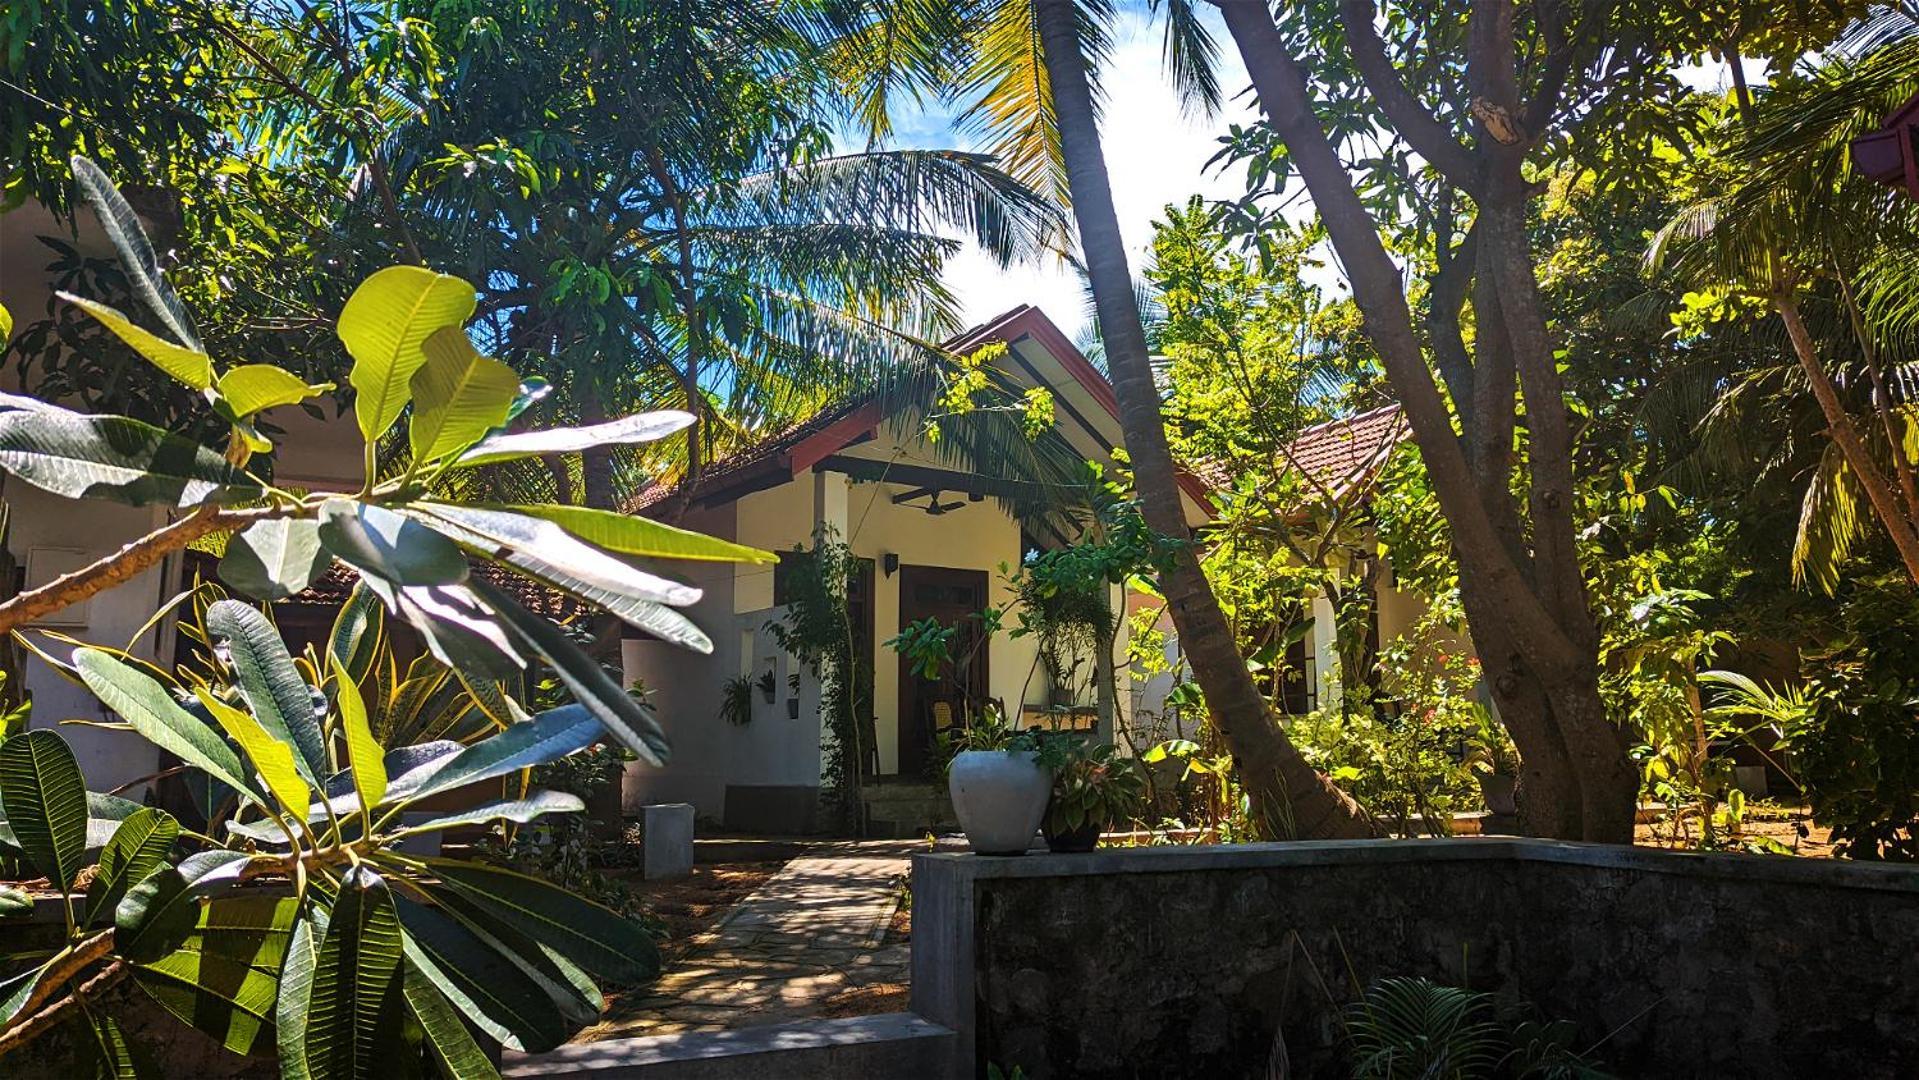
top-left (1043, 741), bottom-right (1145, 852)
top-left (1464, 706), bottom-right (1520, 816)
top-left (944, 706), bottom-right (1056, 854)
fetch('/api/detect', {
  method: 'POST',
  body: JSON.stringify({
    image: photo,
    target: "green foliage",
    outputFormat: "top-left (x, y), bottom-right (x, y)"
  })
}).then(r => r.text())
top-left (0, 160), bottom-right (772, 1075)
top-left (1044, 742), bottom-right (1145, 837)
top-left (1346, 976), bottom-right (1614, 1080)
top-left (770, 530), bottom-right (874, 828)
top-left (1782, 575), bottom-right (1919, 859)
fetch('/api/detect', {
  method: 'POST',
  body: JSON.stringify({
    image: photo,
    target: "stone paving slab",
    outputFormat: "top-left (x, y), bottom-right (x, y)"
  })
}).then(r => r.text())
top-left (579, 839), bottom-right (915, 1041)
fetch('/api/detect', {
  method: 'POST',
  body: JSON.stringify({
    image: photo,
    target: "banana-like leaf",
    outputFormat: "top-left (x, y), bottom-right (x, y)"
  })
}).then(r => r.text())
top-left (217, 364), bottom-right (330, 417)
top-left (0, 885), bottom-right (33, 917)
top-left (403, 960), bottom-right (504, 1080)
top-left (83, 807), bottom-right (179, 926)
top-left (207, 600), bottom-right (329, 783)
top-left (453, 410), bottom-right (693, 467)
top-left (339, 266), bottom-right (478, 442)
top-left (0, 789), bottom-right (143, 856)
top-left (0, 730), bottom-right (89, 891)
top-left (134, 940), bottom-right (280, 1056)
top-left (501, 503), bottom-right (777, 563)
top-left (409, 326), bottom-right (519, 464)
top-left (422, 857), bottom-right (660, 985)
top-left (72, 155), bottom-right (202, 351)
top-left (0, 409), bottom-right (259, 508)
top-left (306, 866), bottom-right (405, 1079)
top-left (473, 581), bottom-right (672, 765)
top-left (392, 894), bottom-right (570, 1052)
top-left (219, 518), bottom-right (332, 603)
top-left (417, 504), bottom-right (709, 652)
top-left (328, 583), bottom-right (385, 687)
top-left (415, 882), bottom-right (601, 1028)
top-left (389, 790), bottom-right (585, 838)
top-left (115, 849), bottom-right (253, 962)
top-left (388, 705), bottom-right (600, 805)
top-left (331, 654), bottom-right (386, 812)
top-left (196, 689), bottom-right (310, 819)
top-left (76, 650), bottom-right (261, 801)
top-left (89, 1011), bottom-right (156, 1078)
top-left (318, 499), bottom-right (468, 587)
top-left (278, 904), bottom-right (327, 1080)
top-left (0, 960), bottom-right (51, 1024)
top-left (57, 292), bottom-right (212, 390)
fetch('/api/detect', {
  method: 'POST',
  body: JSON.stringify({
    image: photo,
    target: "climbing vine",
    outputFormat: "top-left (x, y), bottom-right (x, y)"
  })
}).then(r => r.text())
top-left (768, 527), bottom-right (873, 832)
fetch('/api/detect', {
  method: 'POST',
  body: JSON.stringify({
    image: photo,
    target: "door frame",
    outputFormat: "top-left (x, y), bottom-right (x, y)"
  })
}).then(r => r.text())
top-left (895, 564), bottom-right (990, 776)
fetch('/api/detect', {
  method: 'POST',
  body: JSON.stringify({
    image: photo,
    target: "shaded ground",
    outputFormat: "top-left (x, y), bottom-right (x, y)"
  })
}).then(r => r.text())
top-left (578, 840), bottom-right (915, 1040)
top-left (621, 862), bottom-right (786, 964)
top-left (1634, 806), bottom-right (1837, 857)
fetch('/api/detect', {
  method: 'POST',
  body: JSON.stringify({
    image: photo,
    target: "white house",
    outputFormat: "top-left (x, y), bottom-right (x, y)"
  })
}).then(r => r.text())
top-left (617, 305), bottom-right (1211, 830)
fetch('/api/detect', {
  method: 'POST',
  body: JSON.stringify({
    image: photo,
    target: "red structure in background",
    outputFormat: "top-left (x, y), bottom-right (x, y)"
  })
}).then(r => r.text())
top-left (1851, 93), bottom-right (1919, 198)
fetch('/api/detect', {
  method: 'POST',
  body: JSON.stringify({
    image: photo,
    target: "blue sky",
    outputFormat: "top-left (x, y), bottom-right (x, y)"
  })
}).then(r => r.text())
top-left (857, 5), bottom-right (1258, 343)
top-left (851, 8), bottom-right (1759, 345)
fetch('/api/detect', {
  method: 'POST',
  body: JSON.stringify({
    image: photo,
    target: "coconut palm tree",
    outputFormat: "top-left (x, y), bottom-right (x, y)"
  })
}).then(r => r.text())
top-left (1654, 16), bottom-right (1919, 591)
top-left (218, 0), bottom-right (1064, 512)
top-left (835, 0), bottom-right (1374, 837)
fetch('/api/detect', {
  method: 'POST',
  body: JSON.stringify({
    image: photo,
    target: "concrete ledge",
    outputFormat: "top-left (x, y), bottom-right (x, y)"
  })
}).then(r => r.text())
top-left (917, 837), bottom-right (1919, 1078)
top-left (502, 1013), bottom-right (955, 1079)
top-left (915, 835), bottom-right (1919, 893)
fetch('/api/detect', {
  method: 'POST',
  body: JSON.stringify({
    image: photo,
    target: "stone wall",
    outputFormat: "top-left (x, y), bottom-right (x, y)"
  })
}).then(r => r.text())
top-left (911, 839), bottom-right (1919, 1079)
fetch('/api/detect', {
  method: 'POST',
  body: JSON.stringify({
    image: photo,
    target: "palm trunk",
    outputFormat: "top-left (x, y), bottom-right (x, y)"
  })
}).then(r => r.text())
top-left (1034, 0), bottom-right (1373, 840)
top-left (1776, 292), bottom-right (1919, 586)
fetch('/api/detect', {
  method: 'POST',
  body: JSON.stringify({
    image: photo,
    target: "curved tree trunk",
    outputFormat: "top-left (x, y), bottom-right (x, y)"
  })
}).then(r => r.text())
top-left (1034, 0), bottom-right (1374, 840)
top-left (1215, 0), bottom-right (1636, 842)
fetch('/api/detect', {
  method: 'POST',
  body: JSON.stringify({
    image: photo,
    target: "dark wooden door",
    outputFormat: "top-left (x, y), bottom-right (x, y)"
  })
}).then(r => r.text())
top-left (897, 565), bottom-right (989, 775)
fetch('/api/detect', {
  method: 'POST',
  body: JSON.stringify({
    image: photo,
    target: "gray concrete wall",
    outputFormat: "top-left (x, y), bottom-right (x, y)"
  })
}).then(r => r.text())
top-left (913, 839), bottom-right (1919, 1079)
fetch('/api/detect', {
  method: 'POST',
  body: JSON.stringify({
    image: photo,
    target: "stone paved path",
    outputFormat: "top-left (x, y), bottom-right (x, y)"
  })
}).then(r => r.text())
top-left (580, 839), bottom-right (917, 1039)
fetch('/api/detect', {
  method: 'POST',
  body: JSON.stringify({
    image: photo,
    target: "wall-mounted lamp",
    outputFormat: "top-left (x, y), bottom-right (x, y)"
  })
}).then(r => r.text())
top-left (882, 552), bottom-right (900, 577)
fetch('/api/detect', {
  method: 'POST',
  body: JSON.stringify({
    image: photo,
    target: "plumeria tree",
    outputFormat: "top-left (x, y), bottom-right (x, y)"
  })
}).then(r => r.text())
top-left (0, 158), bottom-right (773, 1076)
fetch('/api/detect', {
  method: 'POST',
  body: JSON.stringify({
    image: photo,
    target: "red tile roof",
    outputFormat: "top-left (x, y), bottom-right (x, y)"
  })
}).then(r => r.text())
top-left (1194, 404), bottom-right (1408, 501)
top-left (626, 304), bottom-right (1216, 514)
top-left (184, 551), bottom-right (590, 622)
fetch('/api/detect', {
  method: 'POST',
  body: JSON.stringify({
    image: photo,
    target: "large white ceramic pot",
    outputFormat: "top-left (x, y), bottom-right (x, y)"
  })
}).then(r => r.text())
top-left (948, 749), bottom-right (1050, 855)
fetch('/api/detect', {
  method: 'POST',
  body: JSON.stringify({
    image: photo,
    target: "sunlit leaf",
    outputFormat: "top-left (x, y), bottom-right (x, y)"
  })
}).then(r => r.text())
top-left (409, 326), bottom-right (520, 464)
top-left (218, 518), bottom-right (331, 603)
top-left (57, 292), bottom-right (213, 390)
top-left (332, 653), bottom-right (386, 812)
top-left (0, 730), bottom-right (89, 891)
top-left (218, 364), bottom-right (332, 417)
top-left (338, 266), bottom-right (478, 442)
top-left (502, 503), bottom-right (776, 563)
top-left (195, 689), bottom-right (310, 819)
top-left (0, 409), bottom-right (259, 508)
top-left (453, 410), bottom-right (693, 467)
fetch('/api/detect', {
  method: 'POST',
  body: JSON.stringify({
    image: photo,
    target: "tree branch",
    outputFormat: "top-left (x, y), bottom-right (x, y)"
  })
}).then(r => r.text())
top-left (0, 506), bottom-right (281, 639)
top-left (1337, 0), bottom-right (1481, 188)
top-left (0, 932), bottom-right (117, 1060)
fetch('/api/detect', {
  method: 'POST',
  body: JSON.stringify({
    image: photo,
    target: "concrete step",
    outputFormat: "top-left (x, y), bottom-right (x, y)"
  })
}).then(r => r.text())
top-left (505, 1013), bottom-right (956, 1079)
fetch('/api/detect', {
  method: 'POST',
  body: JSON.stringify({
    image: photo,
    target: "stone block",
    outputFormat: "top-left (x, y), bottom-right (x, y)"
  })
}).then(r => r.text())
top-left (642, 802), bottom-right (695, 880)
